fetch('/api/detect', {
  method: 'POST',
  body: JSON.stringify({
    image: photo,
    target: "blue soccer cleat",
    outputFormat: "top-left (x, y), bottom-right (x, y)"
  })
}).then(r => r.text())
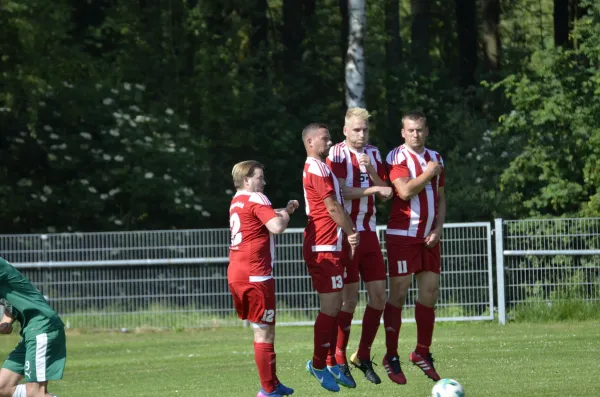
top-left (306, 359), bottom-right (340, 392)
top-left (256, 388), bottom-right (282, 397)
top-left (275, 382), bottom-right (294, 395)
top-left (327, 364), bottom-right (357, 388)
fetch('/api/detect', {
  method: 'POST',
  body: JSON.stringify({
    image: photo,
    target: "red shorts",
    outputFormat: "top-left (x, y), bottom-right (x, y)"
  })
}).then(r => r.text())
top-left (345, 231), bottom-right (387, 284)
top-left (386, 235), bottom-right (441, 277)
top-left (228, 278), bottom-right (276, 325)
top-left (304, 251), bottom-right (346, 293)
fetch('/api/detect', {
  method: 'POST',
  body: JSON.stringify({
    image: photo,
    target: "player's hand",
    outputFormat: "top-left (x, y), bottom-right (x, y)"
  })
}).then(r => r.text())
top-left (285, 200), bottom-right (300, 215)
top-left (358, 153), bottom-right (371, 168)
top-left (424, 228), bottom-right (442, 248)
top-left (347, 230), bottom-right (360, 259)
top-left (0, 322), bottom-right (13, 335)
top-left (425, 161), bottom-right (442, 177)
top-left (376, 186), bottom-right (393, 199)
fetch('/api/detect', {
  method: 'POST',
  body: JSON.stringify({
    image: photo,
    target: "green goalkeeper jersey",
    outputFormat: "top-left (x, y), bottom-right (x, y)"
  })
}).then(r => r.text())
top-left (0, 257), bottom-right (64, 337)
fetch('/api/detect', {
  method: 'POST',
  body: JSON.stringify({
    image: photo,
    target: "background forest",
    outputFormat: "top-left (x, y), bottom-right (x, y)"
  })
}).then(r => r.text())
top-left (1, 0), bottom-right (599, 233)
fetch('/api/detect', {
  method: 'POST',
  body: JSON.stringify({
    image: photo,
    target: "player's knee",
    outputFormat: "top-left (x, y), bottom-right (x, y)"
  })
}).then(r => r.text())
top-left (369, 290), bottom-right (387, 310)
top-left (387, 292), bottom-right (407, 308)
top-left (419, 286), bottom-right (440, 306)
top-left (341, 297), bottom-right (358, 312)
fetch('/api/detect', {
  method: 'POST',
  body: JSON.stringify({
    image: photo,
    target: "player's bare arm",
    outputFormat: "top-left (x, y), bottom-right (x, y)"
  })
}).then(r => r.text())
top-left (358, 153), bottom-right (388, 187)
top-left (337, 177), bottom-right (392, 201)
top-left (323, 195), bottom-right (359, 242)
top-left (265, 212), bottom-right (290, 234)
top-left (392, 161), bottom-right (441, 201)
top-left (275, 200), bottom-right (300, 215)
top-left (0, 310), bottom-right (14, 335)
top-left (425, 187), bottom-right (446, 248)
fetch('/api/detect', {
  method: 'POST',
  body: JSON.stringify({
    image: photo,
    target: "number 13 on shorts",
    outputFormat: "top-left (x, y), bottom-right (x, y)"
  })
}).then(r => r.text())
top-left (397, 260), bottom-right (408, 275)
top-left (331, 275), bottom-right (343, 289)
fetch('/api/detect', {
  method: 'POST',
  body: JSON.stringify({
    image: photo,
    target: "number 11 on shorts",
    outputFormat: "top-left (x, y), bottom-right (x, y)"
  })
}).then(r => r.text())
top-left (331, 275), bottom-right (343, 289)
top-left (397, 260), bottom-right (408, 274)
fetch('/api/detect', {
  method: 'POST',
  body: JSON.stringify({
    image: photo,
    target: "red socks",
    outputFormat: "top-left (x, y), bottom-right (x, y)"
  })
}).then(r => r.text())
top-left (333, 310), bottom-right (353, 364)
top-left (313, 312), bottom-right (336, 369)
top-left (383, 302), bottom-right (402, 357)
top-left (357, 305), bottom-right (383, 360)
top-left (415, 301), bottom-right (435, 356)
top-left (254, 342), bottom-right (276, 393)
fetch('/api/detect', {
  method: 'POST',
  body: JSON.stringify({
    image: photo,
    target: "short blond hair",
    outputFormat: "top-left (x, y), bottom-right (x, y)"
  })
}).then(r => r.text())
top-left (231, 160), bottom-right (264, 189)
top-left (345, 108), bottom-right (370, 125)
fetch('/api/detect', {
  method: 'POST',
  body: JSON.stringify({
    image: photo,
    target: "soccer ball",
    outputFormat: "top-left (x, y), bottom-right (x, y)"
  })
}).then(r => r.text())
top-left (431, 378), bottom-right (465, 397)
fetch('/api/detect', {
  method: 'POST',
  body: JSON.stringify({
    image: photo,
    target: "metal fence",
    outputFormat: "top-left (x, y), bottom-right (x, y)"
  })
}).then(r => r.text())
top-left (495, 218), bottom-right (600, 324)
top-left (0, 223), bottom-right (494, 330)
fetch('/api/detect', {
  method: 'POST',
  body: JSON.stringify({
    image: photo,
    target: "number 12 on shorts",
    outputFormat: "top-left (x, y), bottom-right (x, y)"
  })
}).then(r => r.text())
top-left (331, 275), bottom-right (343, 289)
top-left (397, 260), bottom-right (408, 274)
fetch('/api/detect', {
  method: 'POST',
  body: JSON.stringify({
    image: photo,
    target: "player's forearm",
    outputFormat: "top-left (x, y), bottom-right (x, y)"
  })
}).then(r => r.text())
top-left (366, 166), bottom-right (387, 187)
top-left (342, 185), bottom-right (381, 200)
top-left (328, 201), bottom-right (356, 235)
top-left (395, 173), bottom-right (434, 200)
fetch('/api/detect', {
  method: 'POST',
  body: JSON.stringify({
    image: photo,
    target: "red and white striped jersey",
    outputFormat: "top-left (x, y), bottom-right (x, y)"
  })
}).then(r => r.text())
top-left (302, 157), bottom-right (344, 252)
top-left (386, 144), bottom-right (445, 239)
top-left (327, 142), bottom-right (386, 232)
top-left (228, 191), bottom-right (278, 283)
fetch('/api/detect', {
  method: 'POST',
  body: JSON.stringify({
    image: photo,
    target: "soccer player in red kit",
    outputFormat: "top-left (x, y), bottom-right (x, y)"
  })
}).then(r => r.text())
top-left (301, 123), bottom-right (360, 392)
top-left (384, 111), bottom-right (446, 382)
top-left (326, 108), bottom-right (394, 385)
top-left (227, 160), bottom-right (300, 397)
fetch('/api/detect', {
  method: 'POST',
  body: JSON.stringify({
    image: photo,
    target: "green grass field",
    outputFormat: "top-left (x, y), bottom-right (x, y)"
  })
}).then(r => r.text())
top-left (1, 321), bottom-right (598, 397)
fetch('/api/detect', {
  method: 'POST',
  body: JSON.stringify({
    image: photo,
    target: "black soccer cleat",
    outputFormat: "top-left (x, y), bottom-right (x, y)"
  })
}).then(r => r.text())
top-left (349, 351), bottom-right (382, 385)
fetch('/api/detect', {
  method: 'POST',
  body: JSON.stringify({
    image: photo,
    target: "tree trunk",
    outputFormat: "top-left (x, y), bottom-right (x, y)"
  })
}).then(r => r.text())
top-left (553, 0), bottom-right (569, 47)
top-left (455, 0), bottom-right (477, 87)
top-left (345, 0), bottom-right (366, 109)
top-left (482, 0), bottom-right (500, 72)
top-left (411, 0), bottom-right (431, 73)
top-left (384, 0), bottom-right (401, 151)
top-left (282, 0), bottom-right (304, 71)
top-left (249, 0), bottom-right (268, 55)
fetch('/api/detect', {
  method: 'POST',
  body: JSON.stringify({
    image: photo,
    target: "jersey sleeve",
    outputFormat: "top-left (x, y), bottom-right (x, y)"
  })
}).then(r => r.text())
top-left (310, 172), bottom-right (336, 202)
top-left (438, 154), bottom-right (445, 188)
top-left (326, 146), bottom-right (348, 180)
top-left (386, 150), bottom-right (410, 182)
top-left (249, 193), bottom-right (278, 224)
top-left (374, 149), bottom-right (388, 182)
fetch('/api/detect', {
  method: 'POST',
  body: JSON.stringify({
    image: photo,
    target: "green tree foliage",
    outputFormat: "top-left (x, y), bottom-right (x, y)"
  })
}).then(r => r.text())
top-left (0, 0), bottom-right (595, 233)
top-left (493, 1), bottom-right (600, 218)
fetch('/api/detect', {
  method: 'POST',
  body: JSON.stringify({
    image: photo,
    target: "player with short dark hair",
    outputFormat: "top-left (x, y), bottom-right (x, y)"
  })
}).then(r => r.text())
top-left (383, 111), bottom-right (446, 382)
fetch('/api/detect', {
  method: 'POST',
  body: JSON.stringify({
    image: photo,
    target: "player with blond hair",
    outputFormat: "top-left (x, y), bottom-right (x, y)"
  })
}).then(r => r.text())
top-left (227, 160), bottom-right (299, 397)
top-left (326, 108), bottom-right (395, 385)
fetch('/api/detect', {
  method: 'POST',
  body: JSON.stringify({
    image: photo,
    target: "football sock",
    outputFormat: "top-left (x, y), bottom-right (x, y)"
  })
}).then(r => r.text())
top-left (415, 301), bottom-right (435, 356)
top-left (357, 305), bottom-right (383, 360)
top-left (313, 312), bottom-right (336, 369)
top-left (384, 301), bottom-right (402, 358)
top-left (254, 342), bottom-right (276, 393)
top-left (334, 310), bottom-right (353, 365)
top-left (12, 385), bottom-right (26, 397)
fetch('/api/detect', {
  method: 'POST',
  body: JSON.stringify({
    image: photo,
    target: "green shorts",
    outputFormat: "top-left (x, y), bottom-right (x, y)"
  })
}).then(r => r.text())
top-left (2, 327), bottom-right (66, 382)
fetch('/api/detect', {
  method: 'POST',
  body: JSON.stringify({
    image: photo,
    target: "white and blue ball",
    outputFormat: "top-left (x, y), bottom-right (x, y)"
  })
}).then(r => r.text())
top-left (431, 378), bottom-right (465, 397)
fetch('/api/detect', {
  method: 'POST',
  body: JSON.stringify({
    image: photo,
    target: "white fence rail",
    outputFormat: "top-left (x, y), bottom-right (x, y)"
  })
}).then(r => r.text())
top-left (3, 218), bottom-right (598, 329)
top-left (0, 223), bottom-right (494, 329)
top-left (495, 218), bottom-right (600, 324)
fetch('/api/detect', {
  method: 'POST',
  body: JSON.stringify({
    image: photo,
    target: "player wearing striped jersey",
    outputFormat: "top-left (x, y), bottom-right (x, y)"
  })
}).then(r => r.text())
top-left (302, 123), bottom-right (360, 393)
top-left (326, 108), bottom-right (393, 386)
top-left (227, 160), bottom-right (299, 397)
top-left (0, 257), bottom-right (66, 397)
top-left (384, 111), bottom-right (446, 383)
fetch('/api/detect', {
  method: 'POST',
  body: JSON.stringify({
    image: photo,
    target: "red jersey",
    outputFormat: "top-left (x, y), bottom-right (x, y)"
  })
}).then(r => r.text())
top-left (386, 144), bottom-right (445, 239)
top-left (228, 191), bottom-right (278, 283)
top-left (302, 157), bottom-right (344, 252)
top-left (327, 142), bottom-right (386, 232)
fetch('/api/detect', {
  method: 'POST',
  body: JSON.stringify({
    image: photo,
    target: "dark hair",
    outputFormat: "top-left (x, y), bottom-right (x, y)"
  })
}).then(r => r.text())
top-left (302, 123), bottom-right (329, 141)
top-left (402, 111), bottom-right (428, 128)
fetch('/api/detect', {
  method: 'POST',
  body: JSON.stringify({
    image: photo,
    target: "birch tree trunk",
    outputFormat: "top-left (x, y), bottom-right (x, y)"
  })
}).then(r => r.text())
top-left (345, 0), bottom-right (366, 108)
